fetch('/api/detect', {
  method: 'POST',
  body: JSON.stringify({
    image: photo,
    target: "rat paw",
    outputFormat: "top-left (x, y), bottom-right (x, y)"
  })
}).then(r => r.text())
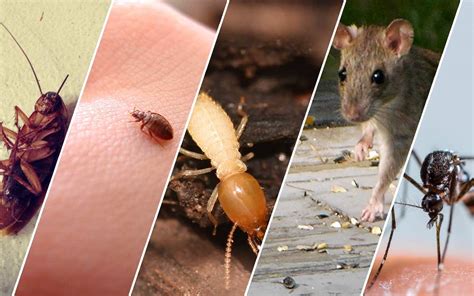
top-left (360, 202), bottom-right (384, 222)
top-left (354, 139), bottom-right (372, 161)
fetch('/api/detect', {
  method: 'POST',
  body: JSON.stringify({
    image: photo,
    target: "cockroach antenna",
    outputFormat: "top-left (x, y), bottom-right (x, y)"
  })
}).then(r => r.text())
top-left (56, 75), bottom-right (69, 95)
top-left (0, 22), bottom-right (43, 95)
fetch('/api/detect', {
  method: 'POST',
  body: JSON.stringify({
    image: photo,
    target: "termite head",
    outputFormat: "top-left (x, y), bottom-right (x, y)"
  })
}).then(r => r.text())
top-left (218, 172), bottom-right (268, 245)
top-left (35, 92), bottom-right (63, 115)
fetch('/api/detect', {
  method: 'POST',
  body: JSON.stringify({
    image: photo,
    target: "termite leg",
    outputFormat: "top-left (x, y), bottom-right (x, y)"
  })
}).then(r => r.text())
top-left (435, 213), bottom-right (444, 271)
top-left (179, 147), bottom-right (208, 160)
top-left (367, 209), bottom-right (397, 289)
top-left (236, 97), bottom-right (248, 140)
top-left (206, 186), bottom-right (219, 235)
top-left (225, 223), bottom-right (238, 291)
top-left (403, 173), bottom-right (427, 194)
top-left (172, 166), bottom-right (215, 180)
top-left (247, 236), bottom-right (259, 255)
top-left (241, 152), bottom-right (254, 163)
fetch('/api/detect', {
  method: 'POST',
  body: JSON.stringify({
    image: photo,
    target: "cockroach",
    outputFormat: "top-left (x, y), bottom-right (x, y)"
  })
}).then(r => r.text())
top-left (0, 22), bottom-right (69, 234)
top-left (130, 109), bottom-right (173, 141)
top-left (173, 92), bottom-right (268, 289)
top-left (367, 150), bottom-right (473, 290)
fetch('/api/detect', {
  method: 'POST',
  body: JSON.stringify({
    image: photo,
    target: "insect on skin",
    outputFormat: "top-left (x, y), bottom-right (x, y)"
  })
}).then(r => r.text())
top-left (173, 92), bottom-right (268, 289)
top-left (367, 150), bottom-right (474, 290)
top-left (130, 109), bottom-right (173, 142)
top-left (0, 23), bottom-right (69, 234)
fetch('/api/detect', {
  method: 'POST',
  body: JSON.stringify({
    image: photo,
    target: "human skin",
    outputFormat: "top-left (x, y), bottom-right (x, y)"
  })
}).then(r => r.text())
top-left (366, 255), bottom-right (474, 295)
top-left (16, 2), bottom-right (219, 295)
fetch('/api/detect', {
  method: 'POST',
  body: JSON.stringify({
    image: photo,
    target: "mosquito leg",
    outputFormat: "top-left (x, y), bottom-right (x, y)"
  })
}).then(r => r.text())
top-left (179, 147), bottom-right (208, 160)
top-left (206, 186), bottom-right (219, 235)
top-left (458, 178), bottom-right (474, 198)
top-left (441, 205), bottom-right (454, 265)
top-left (171, 167), bottom-right (215, 180)
top-left (236, 97), bottom-right (248, 140)
top-left (411, 149), bottom-right (423, 167)
top-left (435, 213), bottom-right (444, 271)
top-left (367, 209), bottom-right (397, 289)
top-left (403, 173), bottom-right (427, 194)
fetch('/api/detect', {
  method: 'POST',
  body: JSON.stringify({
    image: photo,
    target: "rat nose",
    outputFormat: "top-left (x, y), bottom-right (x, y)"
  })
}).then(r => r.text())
top-left (342, 102), bottom-right (366, 122)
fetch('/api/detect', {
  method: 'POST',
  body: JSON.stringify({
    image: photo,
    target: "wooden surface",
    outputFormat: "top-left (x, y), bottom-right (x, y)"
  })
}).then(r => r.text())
top-left (247, 126), bottom-right (396, 296)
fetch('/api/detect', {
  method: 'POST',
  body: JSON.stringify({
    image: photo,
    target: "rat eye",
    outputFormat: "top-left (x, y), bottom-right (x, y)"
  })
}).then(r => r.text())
top-left (338, 67), bottom-right (347, 82)
top-left (371, 69), bottom-right (385, 84)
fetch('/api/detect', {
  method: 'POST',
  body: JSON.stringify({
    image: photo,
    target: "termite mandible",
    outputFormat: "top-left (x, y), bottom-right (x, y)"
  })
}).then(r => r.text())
top-left (173, 92), bottom-right (268, 289)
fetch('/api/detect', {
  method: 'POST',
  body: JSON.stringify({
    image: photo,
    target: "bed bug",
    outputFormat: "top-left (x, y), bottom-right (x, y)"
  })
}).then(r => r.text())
top-left (0, 22), bottom-right (69, 234)
top-left (367, 150), bottom-right (473, 290)
top-left (130, 109), bottom-right (173, 141)
top-left (173, 92), bottom-right (268, 289)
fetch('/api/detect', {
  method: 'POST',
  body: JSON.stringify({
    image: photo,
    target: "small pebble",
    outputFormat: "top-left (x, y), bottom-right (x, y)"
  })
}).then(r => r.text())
top-left (282, 276), bottom-right (296, 289)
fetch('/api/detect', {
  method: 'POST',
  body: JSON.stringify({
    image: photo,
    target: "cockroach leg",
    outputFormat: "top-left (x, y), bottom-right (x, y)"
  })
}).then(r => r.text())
top-left (367, 210), bottom-right (397, 289)
top-left (225, 223), bottom-right (238, 290)
top-left (179, 147), bottom-right (208, 160)
top-left (0, 124), bottom-right (17, 149)
top-left (19, 159), bottom-right (42, 195)
top-left (207, 186), bottom-right (219, 235)
top-left (171, 166), bottom-right (215, 180)
top-left (14, 106), bottom-right (31, 128)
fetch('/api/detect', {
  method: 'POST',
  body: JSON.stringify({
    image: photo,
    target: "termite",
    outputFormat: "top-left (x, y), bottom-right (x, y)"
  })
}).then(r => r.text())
top-left (0, 22), bottom-right (69, 234)
top-left (130, 109), bottom-right (173, 141)
top-left (173, 92), bottom-right (268, 289)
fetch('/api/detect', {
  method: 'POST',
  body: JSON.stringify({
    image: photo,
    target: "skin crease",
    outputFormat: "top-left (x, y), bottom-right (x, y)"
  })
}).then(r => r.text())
top-left (16, 2), bottom-right (217, 295)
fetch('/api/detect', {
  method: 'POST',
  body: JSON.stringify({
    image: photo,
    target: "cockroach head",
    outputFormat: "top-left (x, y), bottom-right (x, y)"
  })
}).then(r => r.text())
top-left (35, 92), bottom-right (63, 115)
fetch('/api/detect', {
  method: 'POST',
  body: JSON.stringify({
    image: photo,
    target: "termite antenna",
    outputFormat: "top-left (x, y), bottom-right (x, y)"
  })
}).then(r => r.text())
top-left (56, 75), bottom-right (69, 95)
top-left (225, 223), bottom-right (238, 290)
top-left (0, 22), bottom-right (43, 95)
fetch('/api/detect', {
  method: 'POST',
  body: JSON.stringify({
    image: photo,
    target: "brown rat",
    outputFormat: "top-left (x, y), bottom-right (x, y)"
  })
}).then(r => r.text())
top-left (333, 19), bottom-right (440, 222)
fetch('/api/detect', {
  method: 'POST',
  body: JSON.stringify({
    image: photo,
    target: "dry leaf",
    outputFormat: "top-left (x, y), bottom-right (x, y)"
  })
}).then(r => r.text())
top-left (316, 243), bottom-right (328, 250)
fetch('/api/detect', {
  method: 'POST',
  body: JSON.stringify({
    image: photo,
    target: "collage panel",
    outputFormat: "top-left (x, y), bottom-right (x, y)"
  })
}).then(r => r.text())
top-left (365, 0), bottom-right (473, 294)
top-left (132, 1), bottom-right (343, 295)
top-left (0, 1), bottom-right (111, 295)
top-left (14, 1), bottom-right (226, 295)
top-left (247, 0), bottom-right (459, 295)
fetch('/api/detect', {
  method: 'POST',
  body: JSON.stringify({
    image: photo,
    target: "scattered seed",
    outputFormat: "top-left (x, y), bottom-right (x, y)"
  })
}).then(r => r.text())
top-left (344, 245), bottom-right (353, 252)
top-left (277, 245), bottom-right (289, 252)
top-left (282, 276), bottom-right (296, 289)
top-left (341, 222), bottom-right (352, 229)
top-left (316, 213), bottom-right (330, 219)
top-left (296, 244), bottom-right (315, 251)
top-left (350, 217), bottom-right (359, 226)
top-left (371, 226), bottom-right (382, 235)
top-left (317, 243), bottom-right (328, 250)
top-left (298, 224), bottom-right (314, 230)
top-left (331, 185), bottom-right (348, 193)
top-left (367, 150), bottom-right (380, 161)
top-left (351, 179), bottom-right (359, 188)
top-left (330, 221), bottom-right (341, 228)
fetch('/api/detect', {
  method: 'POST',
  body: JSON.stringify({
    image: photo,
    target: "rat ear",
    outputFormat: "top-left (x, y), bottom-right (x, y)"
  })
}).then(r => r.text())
top-left (384, 19), bottom-right (414, 57)
top-left (333, 24), bottom-right (358, 50)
